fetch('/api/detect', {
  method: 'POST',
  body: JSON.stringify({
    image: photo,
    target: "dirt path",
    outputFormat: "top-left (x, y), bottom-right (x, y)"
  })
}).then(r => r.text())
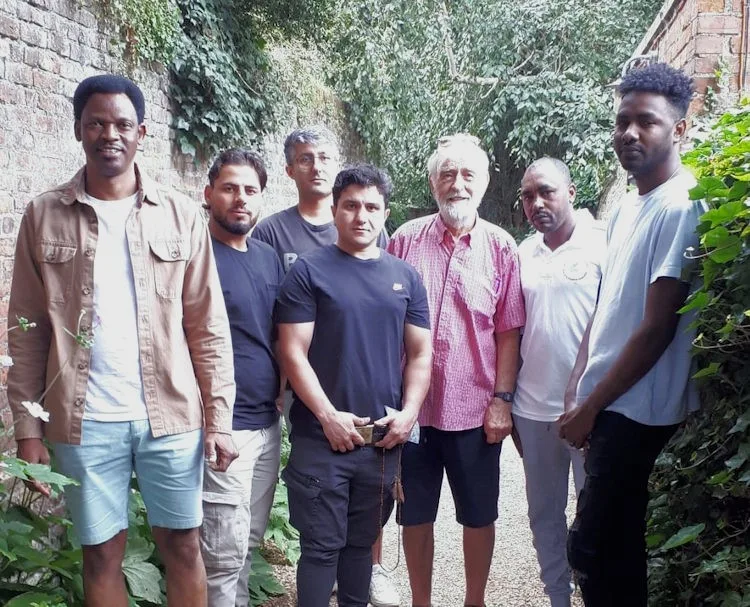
top-left (266, 444), bottom-right (583, 606)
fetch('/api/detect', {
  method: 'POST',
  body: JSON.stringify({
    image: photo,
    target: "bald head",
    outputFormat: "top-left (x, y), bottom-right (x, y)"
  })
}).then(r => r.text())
top-left (524, 157), bottom-right (572, 185)
top-left (520, 157), bottom-right (576, 242)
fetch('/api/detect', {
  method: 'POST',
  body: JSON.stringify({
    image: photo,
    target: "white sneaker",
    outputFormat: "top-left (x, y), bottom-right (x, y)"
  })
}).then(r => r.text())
top-left (369, 564), bottom-right (400, 607)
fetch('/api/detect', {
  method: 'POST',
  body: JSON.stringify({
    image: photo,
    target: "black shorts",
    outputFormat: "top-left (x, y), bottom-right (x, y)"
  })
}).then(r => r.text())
top-left (398, 426), bottom-right (501, 528)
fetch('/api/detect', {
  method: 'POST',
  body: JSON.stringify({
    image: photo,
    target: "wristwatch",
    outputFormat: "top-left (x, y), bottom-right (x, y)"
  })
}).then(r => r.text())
top-left (493, 391), bottom-right (514, 403)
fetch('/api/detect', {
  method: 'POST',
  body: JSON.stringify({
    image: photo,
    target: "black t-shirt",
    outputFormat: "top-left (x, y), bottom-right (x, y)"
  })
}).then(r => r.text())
top-left (275, 245), bottom-right (430, 440)
top-left (252, 206), bottom-right (389, 273)
top-left (212, 238), bottom-right (284, 430)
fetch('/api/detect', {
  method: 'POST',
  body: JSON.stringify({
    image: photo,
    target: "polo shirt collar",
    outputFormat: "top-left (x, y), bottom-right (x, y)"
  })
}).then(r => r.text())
top-left (60, 163), bottom-right (160, 206)
top-left (429, 212), bottom-right (477, 248)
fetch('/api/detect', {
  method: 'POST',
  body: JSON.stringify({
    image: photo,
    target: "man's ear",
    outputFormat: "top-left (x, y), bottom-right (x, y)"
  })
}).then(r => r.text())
top-left (384, 207), bottom-right (391, 221)
top-left (203, 185), bottom-right (212, 211)
top-left (285, 164), bottom-right (294, 179)
top-left (74, 120), bottom-right (82, 142)
top-left (137, 123), bottom-right (147, 145)
top-left (331, 202), bottom-right (337, 218)
top-left (568, 182), bottom-right (577, 206)
top-left (674, 118), bottom-right (687, 141)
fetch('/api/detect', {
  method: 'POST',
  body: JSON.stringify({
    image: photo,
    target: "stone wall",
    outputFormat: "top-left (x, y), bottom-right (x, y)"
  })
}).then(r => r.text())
top-left (0, 0), bottom-right (355, 420)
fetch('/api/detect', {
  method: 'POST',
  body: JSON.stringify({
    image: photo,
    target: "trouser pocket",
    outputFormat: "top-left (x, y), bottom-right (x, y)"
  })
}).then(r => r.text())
top-left (200, 495), bottom-right (251, 569)
top-left (281, 464), bottom-right (322, 538)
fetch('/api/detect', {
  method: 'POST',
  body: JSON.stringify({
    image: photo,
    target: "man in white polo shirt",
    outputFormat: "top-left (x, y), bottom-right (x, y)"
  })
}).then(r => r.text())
top-left (513, 157), bottom-right (605, 607)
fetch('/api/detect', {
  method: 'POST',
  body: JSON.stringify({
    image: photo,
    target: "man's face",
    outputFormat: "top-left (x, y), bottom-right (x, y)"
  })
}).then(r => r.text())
top-left (520, 161), bottom-right (575, 234)
top-left (430, 148), bottom-right (489, 229)
top-left (204, 164), bottom-right (263, 236)
top-left (286, 142), bottom-right (339, 199)
top-left (74, 93), bottom-right (145, 179)
top-left (333, 185), bottom-right (390, 250)
top-left (613, 91), bottom-right (684, 177)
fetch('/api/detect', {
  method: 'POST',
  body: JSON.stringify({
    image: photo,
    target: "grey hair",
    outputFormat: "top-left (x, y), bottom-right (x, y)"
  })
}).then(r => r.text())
top-left (283, 126), bottom-right (339, 165)
top-left (427, 133), bottom-right (489, 178)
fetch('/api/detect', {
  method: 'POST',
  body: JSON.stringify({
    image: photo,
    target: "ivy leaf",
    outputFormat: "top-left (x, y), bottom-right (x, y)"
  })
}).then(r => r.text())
top-left (4, 591), bottom-right (66, 606)
top-left (725, 443), bottom-right (750, 470)
top-left (679, 291), bottom-right (710, 313)
top-left (729, 410), bottom-right (750, 434)
top-left (693, 362), bottom-right (721, 379)
top-left (23, 463), bottom-right (79, 488)
top-left (660, 523), bottom-right (706, 551)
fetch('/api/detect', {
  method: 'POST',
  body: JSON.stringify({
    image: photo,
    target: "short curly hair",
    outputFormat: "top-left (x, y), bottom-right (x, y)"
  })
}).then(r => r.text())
top-left (618, 62), bottom-right (694, 119)
top-left (73, 74), bottom-right (145, 123)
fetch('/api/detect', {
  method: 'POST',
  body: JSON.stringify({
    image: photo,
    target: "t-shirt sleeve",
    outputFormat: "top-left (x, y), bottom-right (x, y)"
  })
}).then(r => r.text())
top-left (649, 202), bottom-right (703, 284)
top-left (406, 269), bottom-right (431, 329)
top-left (275, 260), bottom-right (316, 324)
top-left (493, 243), bottom-right (526, 332)
top-left (251, 219), bottom-right (272, 244)
top-left (377, 227), bottom-right (390, 249)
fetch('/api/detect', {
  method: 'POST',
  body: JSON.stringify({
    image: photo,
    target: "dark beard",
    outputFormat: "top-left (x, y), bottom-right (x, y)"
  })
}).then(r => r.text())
top-left (216, 215), bottom-right (254, 235)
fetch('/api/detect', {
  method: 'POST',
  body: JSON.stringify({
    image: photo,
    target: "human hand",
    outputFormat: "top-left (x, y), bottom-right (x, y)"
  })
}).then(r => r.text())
top-left (373, 409), bottom-right (417, 449)
top-left (16, 438), bottom-right (51, 497)
top-left (558, 404), bottom-right (597, 449)
top-left (484, 398), bottom-right (513, 444)
top-left (204, 432), bottom-right (238, 472)
top-left (275, 394), bottom-right (285, 414)
top-left (321, 411), bottom-right (369, 453)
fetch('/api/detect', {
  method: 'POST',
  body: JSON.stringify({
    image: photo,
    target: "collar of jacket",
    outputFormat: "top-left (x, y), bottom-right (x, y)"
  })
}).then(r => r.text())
top-left (58, 164), bottom-right (162, 207)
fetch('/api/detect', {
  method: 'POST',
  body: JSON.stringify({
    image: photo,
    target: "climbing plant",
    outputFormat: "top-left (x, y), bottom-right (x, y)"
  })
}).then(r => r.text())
top-left (646, 101), bottom-right (750, 606)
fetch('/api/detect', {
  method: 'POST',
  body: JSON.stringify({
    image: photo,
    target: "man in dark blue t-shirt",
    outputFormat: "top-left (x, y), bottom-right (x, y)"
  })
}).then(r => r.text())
top-left (276, 165), bottom-right (432, 607)
top-left (200, 149), bottom-right (285, 606)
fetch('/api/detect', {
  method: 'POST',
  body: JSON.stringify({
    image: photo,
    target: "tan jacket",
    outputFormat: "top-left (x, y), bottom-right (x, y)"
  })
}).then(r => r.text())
top-left (7, 166), bottom-right (235, 444)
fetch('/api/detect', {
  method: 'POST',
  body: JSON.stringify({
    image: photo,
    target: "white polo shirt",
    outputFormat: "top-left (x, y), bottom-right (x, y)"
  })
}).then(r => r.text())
top-left (577, 170), bottom-right (705, 426)
top-left (514, 210), bottom-right (606, 422)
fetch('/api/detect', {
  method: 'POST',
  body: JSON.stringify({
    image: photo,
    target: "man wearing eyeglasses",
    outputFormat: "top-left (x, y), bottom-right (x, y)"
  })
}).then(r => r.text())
top-left (388, 134), bottom-right (525, 607)
top-left (252, 127), bottom-right (398, 606)
top-left (252, 126), bottom-right (388, 273)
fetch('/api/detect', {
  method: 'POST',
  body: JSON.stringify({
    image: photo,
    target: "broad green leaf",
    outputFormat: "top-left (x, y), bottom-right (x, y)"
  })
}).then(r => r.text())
top-left (123, 559), bottom-right (163, 603)
top-left (679, 291), bottom-right (710, 313)
top-left (4, 592), bottom-right (66, 607)
top-left (698, 176), bottom-right (727, 193)
top-left (23, 464), bottom-right (78, 488)
top-left (660, 523), bottom-right (706, 551)
top-left (730, 410), bottom-right (750, 434)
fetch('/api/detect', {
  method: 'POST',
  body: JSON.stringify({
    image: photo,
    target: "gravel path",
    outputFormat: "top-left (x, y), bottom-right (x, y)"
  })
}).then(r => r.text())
top-left (266, 443), bottom-right (583, 606)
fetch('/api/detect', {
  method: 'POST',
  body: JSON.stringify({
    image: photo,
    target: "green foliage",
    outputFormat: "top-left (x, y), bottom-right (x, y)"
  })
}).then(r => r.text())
top-left (327, 0), bottom-right (662, 227)
top-left (646, 101), bottom-right (750, 606)
top-left (98, 0), bottom-right (181, 65)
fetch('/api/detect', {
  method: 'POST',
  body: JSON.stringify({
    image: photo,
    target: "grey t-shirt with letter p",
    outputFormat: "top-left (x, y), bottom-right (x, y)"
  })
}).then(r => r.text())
top-left (252, 206), bottom-right (389, 273)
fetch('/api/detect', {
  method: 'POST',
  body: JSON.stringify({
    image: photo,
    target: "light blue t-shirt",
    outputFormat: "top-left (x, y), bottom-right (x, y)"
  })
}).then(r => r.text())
top-left (577, 170), bottom-right (706, 426)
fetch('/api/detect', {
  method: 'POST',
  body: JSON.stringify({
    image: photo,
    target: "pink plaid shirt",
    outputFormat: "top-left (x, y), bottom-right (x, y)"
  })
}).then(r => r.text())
top-left (388, 214), bottom-right (525, 431)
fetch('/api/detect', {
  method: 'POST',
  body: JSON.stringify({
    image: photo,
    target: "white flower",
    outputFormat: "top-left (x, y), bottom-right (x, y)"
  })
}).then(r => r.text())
top-left (0, 355), bottom-right (13, 368)
top-left (21, 400), bottom-right (50, 422)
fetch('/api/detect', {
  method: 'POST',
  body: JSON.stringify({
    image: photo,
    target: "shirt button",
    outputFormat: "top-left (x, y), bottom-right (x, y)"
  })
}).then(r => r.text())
top-left (77, 362), bottom-right (87, 370)
top-left (74, 398), bottom-right (84, 407)
top-left (171, 249), bottom-right (179, 258)
top-left (45, 252), bottom-right (55, 261)
top-left (84, 249), bottom-right (94, 257)
top-left (82, 286), bottom-right (91, 295)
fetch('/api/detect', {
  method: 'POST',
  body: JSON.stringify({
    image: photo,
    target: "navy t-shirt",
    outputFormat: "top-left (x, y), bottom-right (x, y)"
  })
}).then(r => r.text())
top-left (212, 238), bottom-right (284, 430)
top-left (275, 245), bottom-right (430, 441)
top-left (252, 206), bottom-right (389, 273)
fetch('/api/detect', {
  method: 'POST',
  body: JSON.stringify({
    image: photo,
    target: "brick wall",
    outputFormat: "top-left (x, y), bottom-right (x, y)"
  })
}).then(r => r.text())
top-left (0, 0), bottom-right (356, 422)
top-left (632, 0), bottom-right (749, 112)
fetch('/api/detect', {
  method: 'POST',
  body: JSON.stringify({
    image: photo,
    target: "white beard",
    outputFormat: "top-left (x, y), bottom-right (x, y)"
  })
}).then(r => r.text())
top-left (438, 198), bottom-right (478, 229)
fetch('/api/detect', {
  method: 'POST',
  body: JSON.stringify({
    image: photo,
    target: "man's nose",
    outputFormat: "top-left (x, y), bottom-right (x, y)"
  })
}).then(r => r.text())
top-left (101, 123), bottom-right (118, 140)
top-left (532, 195), bottom-right (545, 210)
top-left (622, 122), bottom-right (638, 143)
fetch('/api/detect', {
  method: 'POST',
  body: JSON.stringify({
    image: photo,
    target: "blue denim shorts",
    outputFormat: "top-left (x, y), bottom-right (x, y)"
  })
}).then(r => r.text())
top-left (53, 419), bottom-right (204, 545)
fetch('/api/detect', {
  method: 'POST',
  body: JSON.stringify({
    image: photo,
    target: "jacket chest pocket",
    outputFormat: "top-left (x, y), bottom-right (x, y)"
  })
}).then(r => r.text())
top-left (36, 241), bottom-right (77, 304)
top-left (149, 238), bottom-right (189, 299)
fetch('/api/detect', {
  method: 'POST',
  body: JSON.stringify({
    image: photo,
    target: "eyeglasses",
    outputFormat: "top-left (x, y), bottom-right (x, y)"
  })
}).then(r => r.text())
top-left (294, 153), bottom-right (337, 168)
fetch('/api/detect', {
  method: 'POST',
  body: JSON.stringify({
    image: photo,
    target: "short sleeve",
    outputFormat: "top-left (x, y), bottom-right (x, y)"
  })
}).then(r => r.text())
top-left (406, 269), bottom-right (431, 329)
top-left (649, 201), bottom-right (704, 284)
top-left (275, 260), bottom-right (316, 324)
top-left (493, 244), bottom-right (526, 332)
top-left (377, 228), bottom-right (390, 249)
top-left (251, 219), bottom-right (271, 244)
top-left (386, 230), bottom-right (402, 258)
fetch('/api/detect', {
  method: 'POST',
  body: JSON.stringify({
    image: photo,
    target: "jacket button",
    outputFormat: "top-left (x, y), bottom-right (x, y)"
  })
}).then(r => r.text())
top-left (84, 249), bottom-right (94, 257)
top-left (171, 249), bottom-right (179, 258)
top-left (82, 286), bottom-right (91, 295)
top-left (74, 398), bottom-right (84, 407)
top-left (77, 362), bottom-right (87, 370)
top-left (45, 252), bottom-right (55, 260)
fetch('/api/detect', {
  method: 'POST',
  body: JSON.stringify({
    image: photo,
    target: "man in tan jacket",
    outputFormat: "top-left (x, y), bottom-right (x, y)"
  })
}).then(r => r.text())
top-left (7, 74), bottom-right (237, 607)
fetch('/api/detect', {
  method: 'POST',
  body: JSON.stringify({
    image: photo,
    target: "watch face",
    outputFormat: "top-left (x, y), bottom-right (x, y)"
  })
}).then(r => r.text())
top-left (494, 392), bottom-right (514, 403)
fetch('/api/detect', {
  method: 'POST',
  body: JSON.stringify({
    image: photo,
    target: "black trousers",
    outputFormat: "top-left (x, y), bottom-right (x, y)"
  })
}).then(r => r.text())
top-left (567, 411), bottom-right (678, 607)
top-left (282, 435), bottom-right (397, 607)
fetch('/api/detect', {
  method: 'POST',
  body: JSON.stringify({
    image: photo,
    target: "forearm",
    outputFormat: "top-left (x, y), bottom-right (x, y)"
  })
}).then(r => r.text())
top-left (400, 350), bottom-right (431, 417)
top-left (281, 349), bottom-right (336, 423)
top-left (582, 322), bottom-right (677, 414)
top-left (494, 328), bottom-right (520, 392)
top-left (565, 316), bottom-right (594, 402)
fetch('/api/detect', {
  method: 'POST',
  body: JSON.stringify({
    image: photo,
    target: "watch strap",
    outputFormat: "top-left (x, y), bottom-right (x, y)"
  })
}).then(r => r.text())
top-left (493, 391), bottom-right (514, 403)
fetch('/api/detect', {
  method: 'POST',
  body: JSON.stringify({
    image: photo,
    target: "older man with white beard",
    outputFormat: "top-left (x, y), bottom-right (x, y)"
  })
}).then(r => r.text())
top-left (388, 134), bottom-right (525, 607)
